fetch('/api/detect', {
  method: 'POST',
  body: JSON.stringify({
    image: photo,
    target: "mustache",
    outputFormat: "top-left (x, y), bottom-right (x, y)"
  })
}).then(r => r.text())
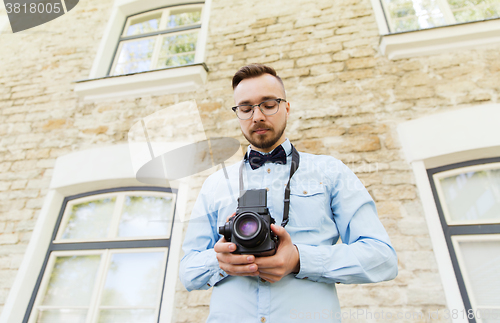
top-left (251, 123), bottom-right (273, 131)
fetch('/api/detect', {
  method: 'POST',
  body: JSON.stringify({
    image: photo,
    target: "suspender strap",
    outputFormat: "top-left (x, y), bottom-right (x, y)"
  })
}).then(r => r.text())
top-left (239, 144), bottom-right (300, 228)
top-left (282, 145), bottom-right (299, 227)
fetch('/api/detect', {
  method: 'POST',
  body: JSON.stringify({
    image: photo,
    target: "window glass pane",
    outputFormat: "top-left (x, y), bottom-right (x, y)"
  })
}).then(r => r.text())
top-left (126, 12), bottom-right (162, 36)
top-left (157, 54), bottom-right (196, 68)
top-left (166, 7), bottom-right (202, 28)
top-left (112, 38), bottom-right (156, 75)
top-left (118, 195), bottom-right (173, 237)
top-left (480, 309), bottom-right (500, 323)
top-left (384, 0), bottom-right (446, 31)
top-left (36, 309), bottom-right (87, 323)
top-left (100, 252), bottom-right (165, 307)
top-left (60, 198), bottom-right (116, 240)
top-left (450, 0), bottom-right (500, 22)
top-left (41, 255), bottom-right (101, 306)
top-left (455, 239), bottom-right (500, 307)
top-left (438, 167), bottom-right (500, 223)
top-left (157, 32), bottom-right (197, 68)
top-left (97, 309), bottom-right (156, 323)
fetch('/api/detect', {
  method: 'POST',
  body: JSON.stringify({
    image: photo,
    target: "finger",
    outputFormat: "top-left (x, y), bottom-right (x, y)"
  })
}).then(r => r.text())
top-left (225, 212), bottom-right (236, 222)
top-left (214, 239), bottom-right (236, 253)
top-left (217, 253), bottom-right (255, 265)
top-left (253, 257), bottom-right (274, 269)
top-left (271, 224), bottom-right (291, 243)
top-left (220, 263), bottom-right (259, 276)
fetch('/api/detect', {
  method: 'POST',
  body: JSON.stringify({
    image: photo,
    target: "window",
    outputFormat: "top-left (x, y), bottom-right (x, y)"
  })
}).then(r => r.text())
top-left (381, 0), bottom-right (500, 33)
top-left (370, 0), bottom-right (500, 59)
top-left (110, 5), bottom-right (203, 76)
top-left (397, 104), bottom-right (500, 322)
top-left (24, 188), bottom-right (177, 323)
top-left (73, 0), bottom-right (210, 101)
top-left (428, 159), bottom-right (500, 323)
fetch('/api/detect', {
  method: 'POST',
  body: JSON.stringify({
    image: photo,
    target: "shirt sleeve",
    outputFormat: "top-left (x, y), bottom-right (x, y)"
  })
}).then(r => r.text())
top-left (294, 160), bottom-right (398, 284)
top-left (179, 177), bottom-right (229, 291)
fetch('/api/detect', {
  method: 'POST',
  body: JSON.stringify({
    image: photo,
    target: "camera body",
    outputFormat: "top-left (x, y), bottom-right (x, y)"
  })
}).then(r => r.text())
top-left (219, 189), bottom-right (278, 256)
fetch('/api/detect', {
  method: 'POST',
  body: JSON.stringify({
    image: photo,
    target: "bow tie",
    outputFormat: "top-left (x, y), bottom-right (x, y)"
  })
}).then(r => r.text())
top-left (247, 145), bottom-right (287, 170)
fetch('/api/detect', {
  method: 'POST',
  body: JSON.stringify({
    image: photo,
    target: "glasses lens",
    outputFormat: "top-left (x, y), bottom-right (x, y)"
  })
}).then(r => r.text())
top-left (261, 100), bottom-right (279, 115)
top-left (236, 217), bottom-right (259, 237)
top-left (236, 106), bottom-right (253, 119)
top-left (234, 100), bottom-right (281, 119)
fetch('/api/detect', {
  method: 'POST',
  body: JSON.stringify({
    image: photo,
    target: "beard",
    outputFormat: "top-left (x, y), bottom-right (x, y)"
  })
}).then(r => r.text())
top-left (243, 120), bottom-right (287, 150)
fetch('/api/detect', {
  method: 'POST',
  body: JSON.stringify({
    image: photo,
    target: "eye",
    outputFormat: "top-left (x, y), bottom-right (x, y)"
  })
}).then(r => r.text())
top-left (263, 101), bottom-right (277, 109)
top-left (239, 106), bottom-right (252, 113)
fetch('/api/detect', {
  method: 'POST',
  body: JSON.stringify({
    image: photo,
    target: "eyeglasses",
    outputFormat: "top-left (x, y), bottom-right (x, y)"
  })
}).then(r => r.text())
top-left (231, 98), bottom-right (286, 120)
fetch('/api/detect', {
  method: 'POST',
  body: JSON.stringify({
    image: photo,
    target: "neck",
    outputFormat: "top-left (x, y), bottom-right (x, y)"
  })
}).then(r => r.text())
top-left (251, 137), bottom-right (286, 153)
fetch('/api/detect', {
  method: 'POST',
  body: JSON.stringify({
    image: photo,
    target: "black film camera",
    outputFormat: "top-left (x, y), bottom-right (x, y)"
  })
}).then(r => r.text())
top-left (218, 189), bottom-right (278, 256)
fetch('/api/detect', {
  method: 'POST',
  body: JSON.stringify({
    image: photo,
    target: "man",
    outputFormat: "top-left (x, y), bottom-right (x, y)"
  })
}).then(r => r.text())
top-left (179, 64), bottom-right (397, 322)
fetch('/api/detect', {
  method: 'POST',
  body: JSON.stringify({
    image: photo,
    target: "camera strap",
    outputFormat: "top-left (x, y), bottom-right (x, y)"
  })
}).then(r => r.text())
top-left (239, 144), bottom-right (300, 228)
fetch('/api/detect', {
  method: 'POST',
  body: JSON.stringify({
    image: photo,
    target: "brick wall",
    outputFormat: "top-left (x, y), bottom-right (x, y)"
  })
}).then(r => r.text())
top-left (1, 0), bottom-right (499, 321)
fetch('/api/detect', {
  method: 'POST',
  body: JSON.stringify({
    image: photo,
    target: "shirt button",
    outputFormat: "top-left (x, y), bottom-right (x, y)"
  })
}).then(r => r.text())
top-left (303, 190), bottom-right (307, 194)
top-left (207, 283), bottom-right (211, 287)
top-left (219, 273), bottom-right (224, 277)
top-left (260, 278), bottom-right (266, 283)
top-left (303, 277), bottom-right (309, 279)
top-left (261, 317), bottom-right (266, 323)
top-left (267, 168), bottom-right (271, 173)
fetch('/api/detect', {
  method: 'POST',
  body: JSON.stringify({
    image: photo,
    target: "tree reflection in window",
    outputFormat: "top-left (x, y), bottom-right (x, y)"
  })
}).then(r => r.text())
top-left (61, 198), bottom-right (116, 240)
top-left (382, 0), bottom-right (500, 32)
top-left (118, 195), bottom-right (173, 238)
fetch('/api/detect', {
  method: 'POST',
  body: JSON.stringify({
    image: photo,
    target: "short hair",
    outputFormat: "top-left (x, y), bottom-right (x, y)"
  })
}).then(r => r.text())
top-left (232, 63), bottom-right (284, 90)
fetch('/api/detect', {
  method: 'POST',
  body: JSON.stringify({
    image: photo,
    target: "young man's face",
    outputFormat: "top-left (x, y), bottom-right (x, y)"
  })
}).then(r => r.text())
top-left (233, 73), bottom-right (290, 153)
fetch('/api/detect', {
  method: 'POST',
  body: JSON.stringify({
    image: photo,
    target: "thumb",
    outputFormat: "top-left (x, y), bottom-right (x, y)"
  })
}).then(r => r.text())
top-left (271, 224), bottom-right (290, 242)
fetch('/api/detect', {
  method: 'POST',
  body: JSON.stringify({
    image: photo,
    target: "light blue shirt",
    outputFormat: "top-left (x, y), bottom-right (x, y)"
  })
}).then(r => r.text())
top-left (179, 139), bottom-right (398, 323)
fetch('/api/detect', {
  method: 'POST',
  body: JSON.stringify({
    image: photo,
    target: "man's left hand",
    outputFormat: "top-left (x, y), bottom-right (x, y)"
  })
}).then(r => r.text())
top-left (254, 224), bottom-right (300, 283)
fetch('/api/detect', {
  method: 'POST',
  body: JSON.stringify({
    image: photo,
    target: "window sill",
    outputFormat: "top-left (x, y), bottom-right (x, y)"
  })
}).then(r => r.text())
top-left (74, 63), bottom-right (208, 101)
top-left (380, 19), bottom-right (500, 60)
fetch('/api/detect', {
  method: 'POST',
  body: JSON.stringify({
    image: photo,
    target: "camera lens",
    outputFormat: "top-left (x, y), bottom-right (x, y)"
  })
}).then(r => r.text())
top-left (233, 212), bottom-right (266, 248)
top-left (237, 217), bottom-right (259, 237)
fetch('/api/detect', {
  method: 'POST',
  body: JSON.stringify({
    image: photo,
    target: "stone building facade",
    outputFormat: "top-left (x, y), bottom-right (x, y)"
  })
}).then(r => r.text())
top-left (0, 0), bottom-right (499, 322)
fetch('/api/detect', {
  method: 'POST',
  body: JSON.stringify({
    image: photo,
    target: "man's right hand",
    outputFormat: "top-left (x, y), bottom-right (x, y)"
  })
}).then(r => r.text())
top-left (214, 212), bottom-right (259, 277)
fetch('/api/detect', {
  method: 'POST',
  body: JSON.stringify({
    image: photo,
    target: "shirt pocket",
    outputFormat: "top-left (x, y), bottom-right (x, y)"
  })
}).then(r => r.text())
top-left (288, 183), bottom-right (326, 228)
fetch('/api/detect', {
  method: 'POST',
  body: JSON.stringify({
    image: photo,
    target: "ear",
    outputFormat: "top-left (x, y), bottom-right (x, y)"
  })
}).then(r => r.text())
top-left (286, 101), bottom-right (290, 117)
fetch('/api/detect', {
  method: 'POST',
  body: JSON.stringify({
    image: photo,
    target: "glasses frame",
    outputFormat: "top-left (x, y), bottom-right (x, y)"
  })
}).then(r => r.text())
top-left (231, 98), bottom-right (286, 120)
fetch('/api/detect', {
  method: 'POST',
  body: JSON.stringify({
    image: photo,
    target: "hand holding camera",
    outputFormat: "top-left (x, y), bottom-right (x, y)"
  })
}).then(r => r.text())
top-left (214, 235), bottom-right (260, 277)
top-left (253, 224), bottom-right (300, 283)
top-left (215, 189), bottom-right (300, 282)
top-left (214, 221), bottom-right (300, 282)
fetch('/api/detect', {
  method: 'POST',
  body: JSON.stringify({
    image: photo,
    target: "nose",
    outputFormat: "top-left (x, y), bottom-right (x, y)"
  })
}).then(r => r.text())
top-left (252, 106), bottom-right (266, 122)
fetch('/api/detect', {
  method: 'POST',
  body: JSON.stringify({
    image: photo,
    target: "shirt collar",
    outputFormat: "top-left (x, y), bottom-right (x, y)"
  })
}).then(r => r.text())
top-left (245, 138), bottom-right (292, 157)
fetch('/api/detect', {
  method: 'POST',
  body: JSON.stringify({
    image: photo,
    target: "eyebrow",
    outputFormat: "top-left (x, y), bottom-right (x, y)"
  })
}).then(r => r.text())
top-left (237, 96), bottom-right (278, 105)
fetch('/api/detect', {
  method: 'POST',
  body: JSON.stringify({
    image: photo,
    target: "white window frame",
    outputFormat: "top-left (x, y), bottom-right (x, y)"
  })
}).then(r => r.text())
top-left (369, 0), bottom-right (500, 60)
top-left (0, 14), bottom-right (10, 34)
top-left (397, 103), bottom-right (500, 323)
top-left (0, 144), bottom-right (190, 323)
top-left (0, 1), bottom-right (11, 34)
top-left (73, 0), bottom-right (211, 101)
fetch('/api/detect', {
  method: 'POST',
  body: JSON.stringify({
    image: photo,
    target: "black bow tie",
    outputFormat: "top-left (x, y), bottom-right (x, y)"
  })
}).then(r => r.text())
top-left (247, 145), bottom-right (287, 170)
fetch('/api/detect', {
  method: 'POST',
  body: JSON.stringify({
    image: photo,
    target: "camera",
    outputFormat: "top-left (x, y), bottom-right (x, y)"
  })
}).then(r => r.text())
top-left (218, 189), bottom-right (278, 256)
